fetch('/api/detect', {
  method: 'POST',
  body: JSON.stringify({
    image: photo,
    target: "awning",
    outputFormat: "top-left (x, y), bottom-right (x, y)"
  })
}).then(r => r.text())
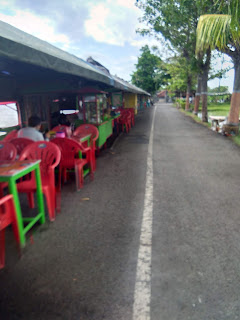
top-left (0, 20), bottom-right (150, 97)
top-left (112, 75), bottom-right (150, 95)
top-left (0, 20), bottom-right (114, 86)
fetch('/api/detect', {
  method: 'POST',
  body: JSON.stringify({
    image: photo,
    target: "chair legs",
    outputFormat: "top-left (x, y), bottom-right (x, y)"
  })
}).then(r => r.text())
top-left (27, 192), bottom-right (35, 209)
top-left (23, 188), bottom-right (57, 222)
top-left (0, 182), bottom-right (8, 198)
top-left (44, 187), bottom-right (56, 222)
top-left (0, 229), bottom-right (5, 269)
top-left (75, 164), bottom-right (84, 191)
top-left (0, 186), bottom-right (4, 199)
top-left (0, 195), bottom-right (19, 269)
top-left (121, 121), bottom-right (129, 133)
top-left (85, 149), bottom-right (95, 177)
top-left (92, 149), bottom-right (96, 172)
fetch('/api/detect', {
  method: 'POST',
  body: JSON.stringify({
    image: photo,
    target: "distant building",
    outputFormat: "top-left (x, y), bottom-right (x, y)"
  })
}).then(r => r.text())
top-left (157, 90), bottom-right (167, 98)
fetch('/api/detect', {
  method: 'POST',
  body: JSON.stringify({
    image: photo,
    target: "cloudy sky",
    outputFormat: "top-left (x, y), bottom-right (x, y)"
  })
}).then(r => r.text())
top-left (0, 0), bottom-right (234, 90)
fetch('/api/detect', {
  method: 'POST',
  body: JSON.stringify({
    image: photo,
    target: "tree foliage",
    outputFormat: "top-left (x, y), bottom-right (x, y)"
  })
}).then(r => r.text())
top-left (136, 0), bottom-right (217, 113)
top-left (164, 56), bottom-right (196, 93)
top-left (196, 0), bottom-right (240, 125)
top-left (131, 45), bottom-right (168, 94)
top-left (196, 0), bottom-right (240, 59)
top-left (208, 86), bottom-right (230, 103)
top-left (136, 0), bottom-right (229, 119)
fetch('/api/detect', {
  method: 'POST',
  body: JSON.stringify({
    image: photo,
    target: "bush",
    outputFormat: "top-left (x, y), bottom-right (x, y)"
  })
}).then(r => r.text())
top-left (175, 98), bottom-right (186, 109)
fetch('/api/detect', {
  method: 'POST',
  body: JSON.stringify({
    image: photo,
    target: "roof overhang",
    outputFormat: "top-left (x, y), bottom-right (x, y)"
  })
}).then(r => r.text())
top-left (0, 21), bottom-right (114, 86)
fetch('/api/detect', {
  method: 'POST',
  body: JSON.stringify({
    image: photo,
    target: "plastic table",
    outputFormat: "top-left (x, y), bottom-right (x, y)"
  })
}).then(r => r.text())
top-left (72, 134), bottom-right (92, 177)
top-left (0, 160), bottom-right (45, 247)
top-left (72, 133), bottom-right (91, 147)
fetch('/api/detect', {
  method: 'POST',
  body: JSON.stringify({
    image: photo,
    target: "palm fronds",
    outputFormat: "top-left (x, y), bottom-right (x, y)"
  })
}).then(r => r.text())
top-left (196, 14), bottom-right (232, 54)
top-left (230, 0), bottom-right (240, 30)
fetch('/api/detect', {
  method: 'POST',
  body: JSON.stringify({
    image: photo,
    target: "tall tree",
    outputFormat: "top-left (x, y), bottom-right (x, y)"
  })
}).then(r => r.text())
top-left (136, 0), bottom-right (216, 120)
top-left (136, 0), bottom-right (198, 110)
top-left (196, 0), bottom-right (240, 131)
top-left (131, 45), bottom-right (164, 94)
top-left (165, 55), bottom-right (196, 96)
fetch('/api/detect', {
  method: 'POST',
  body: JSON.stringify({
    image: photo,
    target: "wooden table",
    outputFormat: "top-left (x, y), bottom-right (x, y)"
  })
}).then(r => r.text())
top-left (0, 160), bottom-right (45, 247)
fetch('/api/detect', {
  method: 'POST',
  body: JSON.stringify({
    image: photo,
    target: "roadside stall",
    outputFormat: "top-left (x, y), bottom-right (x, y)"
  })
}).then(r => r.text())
top-left (0, 20), bottom-right (152, 270)
top-left (111, 91), bottom-right (124, 109)
top-left (137, 95), bottom-right (144, 111)
top-left (124, 92), bottom-right (138, 114)
top-left (76, 88), bottom-right (117, 152)
top-left (16, 88), bottom-right (120, 153)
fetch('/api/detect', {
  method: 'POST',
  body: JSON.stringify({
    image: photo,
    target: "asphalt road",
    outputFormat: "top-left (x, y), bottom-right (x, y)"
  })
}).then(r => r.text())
top-left (1, 101), bottom-right (240, 319)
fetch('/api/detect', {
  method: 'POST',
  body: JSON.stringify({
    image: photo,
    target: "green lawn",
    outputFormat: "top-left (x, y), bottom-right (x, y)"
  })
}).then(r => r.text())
top-left (199, 102), bottom-right (231, 117)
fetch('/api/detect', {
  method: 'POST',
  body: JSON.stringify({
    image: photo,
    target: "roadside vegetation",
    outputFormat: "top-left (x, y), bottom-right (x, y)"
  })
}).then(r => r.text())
top-left (205, 103), bottom-right (230, 117)
top-left (177, 100), bottom-right (240, 147)
top-left (175, 101), bottom-right (229, 126)
top-left (132, 0), bottom-right (240, 135)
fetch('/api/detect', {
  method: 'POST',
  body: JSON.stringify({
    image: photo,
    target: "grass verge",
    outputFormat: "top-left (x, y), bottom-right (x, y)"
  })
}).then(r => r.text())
top-left (178, 108), bottom-right (211, 128)
top-left (200, 102), bottom-right (230, 117)
top-left (232, 135), bottom-right (240, 146)
top-left (175, 103), bottom-right (240, 148)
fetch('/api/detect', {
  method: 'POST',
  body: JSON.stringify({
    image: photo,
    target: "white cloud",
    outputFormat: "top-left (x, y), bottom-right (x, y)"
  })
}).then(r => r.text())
top-left (129, 55), bottom-right (138, 61)
top-left (85, 4), bottom-right (121, 46)
top-left (115, 0), bottom-right (138, 10)
top-left (84, 1), bottom-right (140, 46)
top-left (0, 0), bottom-right (15, 6)
top-left (0, 0), bottom-right (165, 81)
top-left (130, 37), bottom-right (161, 48)
top-left (0, 10), bottom-right (70, 46)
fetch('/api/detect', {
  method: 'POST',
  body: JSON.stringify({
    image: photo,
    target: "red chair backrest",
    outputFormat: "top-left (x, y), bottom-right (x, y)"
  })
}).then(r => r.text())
top-left (51, 125), bottom-right (72, 138)
top-left (0, 194), bottom-right (17, 230)
top-left (2, 130), bottom-right (18, 142)
top-left (119, 113), bottom-right (128, 121)
top-left (0, 142), bottom-right (17, 160)
top-left (73, 124), bottom-right (99, 143)
top-left (120, 109), bottom-right (131, 116)
top-left (51, 138), bottom-right (83, 168)
top-left (10, 137), bottom-right (34, 156)
top-left (19, 141), bottom-right (61, 181)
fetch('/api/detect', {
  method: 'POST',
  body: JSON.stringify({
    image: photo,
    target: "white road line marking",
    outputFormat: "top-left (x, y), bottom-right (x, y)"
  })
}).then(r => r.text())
top-left (132, 106), bottom-right (156, 320)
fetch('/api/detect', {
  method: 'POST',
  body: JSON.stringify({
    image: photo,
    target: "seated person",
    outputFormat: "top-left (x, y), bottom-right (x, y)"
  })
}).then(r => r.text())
top-left (50, 112), bottom-right (70, 129)
top-left (58, 113), bottom-right (70, 126)
top-left (18, 115), bottom-right (49, 141)
top-left (50, 111), bottom-right (61, 128)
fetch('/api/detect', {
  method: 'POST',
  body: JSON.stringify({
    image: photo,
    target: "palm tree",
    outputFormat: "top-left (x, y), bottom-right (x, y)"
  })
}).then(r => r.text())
top-left (196, 0), bottom-right (240, 131)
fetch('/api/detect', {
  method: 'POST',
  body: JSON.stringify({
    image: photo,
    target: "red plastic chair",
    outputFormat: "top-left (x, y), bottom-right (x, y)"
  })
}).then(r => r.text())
top-left (73, 124), bottom-right (99, 172)
top-left (0, 194), bottom-right (19, 269)
top-left (0, 141), bottom-right (17, 160)
top-left (10, 137), bottom-right (34, 156)
top-left (125, 108), bottom-right (135, 126)
top-left (52, 138), bottom-right (93, 191)
top-left (2, 130), bottom-right (18, 142)
top-left (126, 111), bottom-right (132, 130)
top-left (119, 114), bottom-right (130, 133)
top-left (18, 141), bottom-right (61, 221)
top-left (0, 142), bottom-right (17, 198)
top-left (51, 125), bottom-right (72, 138)
top-left (121, 110), bottom-right (132, 129)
